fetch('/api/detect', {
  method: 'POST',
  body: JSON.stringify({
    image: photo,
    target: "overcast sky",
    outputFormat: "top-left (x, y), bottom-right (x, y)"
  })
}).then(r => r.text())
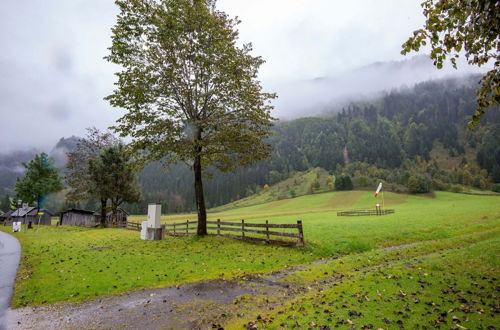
top-left (0, 0), bottom-right (472, 153)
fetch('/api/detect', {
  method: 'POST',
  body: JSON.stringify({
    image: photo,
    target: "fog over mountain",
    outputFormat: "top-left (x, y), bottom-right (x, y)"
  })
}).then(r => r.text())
top-left (1, 53), bottom-right (488, 155)
top-left (1, 54), bottom-right (489, 154)
top-left (0, 0), bottom-right (491, 153)
top-left (0, 0), bottom-right (432, 153)
top-left (270, 55), bottom-right (488, 119)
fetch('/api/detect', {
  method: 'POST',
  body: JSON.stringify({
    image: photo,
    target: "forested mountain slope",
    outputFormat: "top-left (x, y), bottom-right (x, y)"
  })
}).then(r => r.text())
top-left (1, 75), bottom-right (499, 214)
top-left (132, 75), bottom-right (500, 214)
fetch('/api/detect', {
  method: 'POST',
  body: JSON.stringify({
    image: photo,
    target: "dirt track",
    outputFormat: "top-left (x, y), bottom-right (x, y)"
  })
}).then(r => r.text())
top-left (5, 270), bottom-right (303, 330)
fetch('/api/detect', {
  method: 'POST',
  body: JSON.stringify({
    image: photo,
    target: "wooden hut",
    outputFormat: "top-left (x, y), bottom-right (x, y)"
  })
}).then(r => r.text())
top-left (10, 207), bottom-right (52, 225)
top-left (59, 209), bottom-right (97, 227)
top-left (1, 210), bottom-right (14, 223)
top-left (93, 208), bottom-right (129, 227)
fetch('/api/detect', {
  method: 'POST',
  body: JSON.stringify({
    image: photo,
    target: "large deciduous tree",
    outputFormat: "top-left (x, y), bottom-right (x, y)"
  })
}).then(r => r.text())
top-left (105, 0), bottom-right (276, 235)
top-left (88, 144), bottom-right (141, 226)
top-left (66, 127), bottom-right (119, 217)
top-left (15, 153), bottom-right (63, 208)
top-left (402, 0), bottom-right (499, 128)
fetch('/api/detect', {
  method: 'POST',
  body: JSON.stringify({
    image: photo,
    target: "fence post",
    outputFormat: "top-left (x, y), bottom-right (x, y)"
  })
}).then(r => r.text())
top-left (241, 219), bottom-right (245, 238)
top-left (173, 223), bottom-right (176, 236)
top-left (297, 220), bottom-right (305, 246)
top-left (265, 220), bottom-right (270, 243)
top-left (217, 218), bottom-right (221, 236)
top-left (186, 220), bottom-right (189, 234)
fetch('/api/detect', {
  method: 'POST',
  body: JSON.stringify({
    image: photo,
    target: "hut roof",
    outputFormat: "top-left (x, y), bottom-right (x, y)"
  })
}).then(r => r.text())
top-left (2, 210), bottom-right (13, 218)
top-left (11, 207), bottom-right (52, 217)
top-left (11, 207), bottom-right (36, 217)
top-left (94, 208), bottom-right (129, 216)
top-left (61, 208), bottom-right (95, 215)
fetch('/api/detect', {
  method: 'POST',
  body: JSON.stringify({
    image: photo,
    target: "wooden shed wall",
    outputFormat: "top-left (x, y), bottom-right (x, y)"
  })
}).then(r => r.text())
top-left (12, 215), bottom-right (51, 225)
top-left (61, 213), bottom-right (96, 227)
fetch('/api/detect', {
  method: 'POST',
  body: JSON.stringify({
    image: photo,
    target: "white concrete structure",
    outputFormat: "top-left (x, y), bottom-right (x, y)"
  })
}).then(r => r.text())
top-left (140, 221), bottom-right (148, 240)
top-left (147, 204), bottom-right (161, 229)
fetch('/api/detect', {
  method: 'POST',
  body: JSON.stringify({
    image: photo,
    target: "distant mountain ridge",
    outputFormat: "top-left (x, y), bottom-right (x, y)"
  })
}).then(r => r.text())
top-left (0, 136), bottom-right (79, 196)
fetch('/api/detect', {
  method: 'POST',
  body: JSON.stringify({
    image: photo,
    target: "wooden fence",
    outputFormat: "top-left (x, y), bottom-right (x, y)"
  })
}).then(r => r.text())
top-left (126, 221), bottom-right (142, 231)
top-left (126, 219), bottom-right (305, 246)
top-left (337, 209), bottom-right (395, 216)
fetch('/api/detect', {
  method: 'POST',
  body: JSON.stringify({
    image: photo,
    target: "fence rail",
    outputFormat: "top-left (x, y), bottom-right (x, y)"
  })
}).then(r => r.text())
top-left (337, 209), bottom-right (395, 216)
top-left (124, 219), bottom-right (305, 246)
top-left (126, 221), bottom-right (142, 231)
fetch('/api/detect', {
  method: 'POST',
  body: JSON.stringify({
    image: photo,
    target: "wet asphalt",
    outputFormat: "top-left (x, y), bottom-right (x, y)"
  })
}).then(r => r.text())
top-left (0, 231), bottom-right (21, 330)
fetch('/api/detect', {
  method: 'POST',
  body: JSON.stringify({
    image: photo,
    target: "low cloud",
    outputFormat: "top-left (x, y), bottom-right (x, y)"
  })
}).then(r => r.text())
top-left (0, 0), bottom-right (490, 153)
top-left (268, 55), bottom-right (490, 119)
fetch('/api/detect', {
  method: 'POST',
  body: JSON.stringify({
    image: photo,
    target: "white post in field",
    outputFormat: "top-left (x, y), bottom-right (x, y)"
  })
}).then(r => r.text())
top-left (147, 203), bottom-right (161, 229)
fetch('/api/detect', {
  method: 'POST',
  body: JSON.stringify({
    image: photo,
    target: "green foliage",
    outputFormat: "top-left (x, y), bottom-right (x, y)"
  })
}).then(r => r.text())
top-left (14, 153), bottom-right (63, 206)
top-left (334, 174), bottom-right (353, 191)
top-left (326, 176), bottom-right (334, 191)
top-left (401, 0), bottom-right (499, 128)
top-left (407, 175), bottom-right (431, 193)
top-left (0, 194), bottom-right (13, 211)
top-left (65, 127), bottom-right (119, 202)
top-left (450, 184), bottom-right (466, 193)
top-left (492, 183), bottom-right (500, 193)
top-left (88, 144), bottom-right (141, 223)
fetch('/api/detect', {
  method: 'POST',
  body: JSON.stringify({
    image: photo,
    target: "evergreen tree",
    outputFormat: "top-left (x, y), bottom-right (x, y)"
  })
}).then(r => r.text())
top-left (14, 153), bottom-right (63, 207)
top-left (335, 174), bottom-right (354, 191)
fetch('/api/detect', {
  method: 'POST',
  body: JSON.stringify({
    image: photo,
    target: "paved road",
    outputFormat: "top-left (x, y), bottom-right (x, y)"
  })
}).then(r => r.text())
top-left (0, 231), bottom-right (21, 330)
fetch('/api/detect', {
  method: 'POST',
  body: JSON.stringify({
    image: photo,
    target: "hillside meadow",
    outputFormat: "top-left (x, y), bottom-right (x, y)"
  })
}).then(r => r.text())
top-left (2, 190), bottom-right (499, 327)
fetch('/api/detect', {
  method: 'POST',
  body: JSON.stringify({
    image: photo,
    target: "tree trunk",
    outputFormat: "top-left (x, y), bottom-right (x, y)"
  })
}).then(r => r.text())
top-left (100, 198), bottom-right (107, 227)
top-left (111, 202), bottom-right (118, 227)
top-left (194, 154), bottom-right (207, 235)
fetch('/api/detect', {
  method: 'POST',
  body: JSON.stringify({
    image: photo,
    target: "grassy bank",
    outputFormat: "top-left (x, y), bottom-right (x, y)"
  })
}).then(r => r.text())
top-left (2, 191), bottom-right (499, 309)
top-left (224, 228), bottom-right (499, 329)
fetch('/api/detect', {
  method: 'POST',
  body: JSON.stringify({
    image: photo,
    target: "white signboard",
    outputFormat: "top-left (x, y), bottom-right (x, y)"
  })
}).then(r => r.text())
top-left (12, 221), bottom-right (21, 232)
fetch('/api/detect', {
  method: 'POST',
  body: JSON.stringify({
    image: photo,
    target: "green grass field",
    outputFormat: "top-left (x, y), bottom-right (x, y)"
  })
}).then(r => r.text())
top-left (2, 190), bottom-right (499, 328)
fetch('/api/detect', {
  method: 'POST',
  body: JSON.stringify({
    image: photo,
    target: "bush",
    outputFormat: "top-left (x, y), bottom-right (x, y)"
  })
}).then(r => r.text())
top-left (335, 174), bottom-right (354, 191)
top-left (450, 184), bottom-right (465, 193)
top-left (432, 178), bottom-right (450, 191)
top-left (407, 175), bottom-right (431, 193)
top-left (492, 184), bottom-right (500, 193)
top-left (353, 176), bottom-right (370, 188)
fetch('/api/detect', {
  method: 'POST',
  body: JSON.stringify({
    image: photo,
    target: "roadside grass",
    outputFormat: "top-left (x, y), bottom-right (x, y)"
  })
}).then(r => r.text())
top-left (1, 191), bottom-right (499, 308)
top-left (3, 227), bottom-right (314, 307)
top-left (225, 229), bottom-right (499, 329)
